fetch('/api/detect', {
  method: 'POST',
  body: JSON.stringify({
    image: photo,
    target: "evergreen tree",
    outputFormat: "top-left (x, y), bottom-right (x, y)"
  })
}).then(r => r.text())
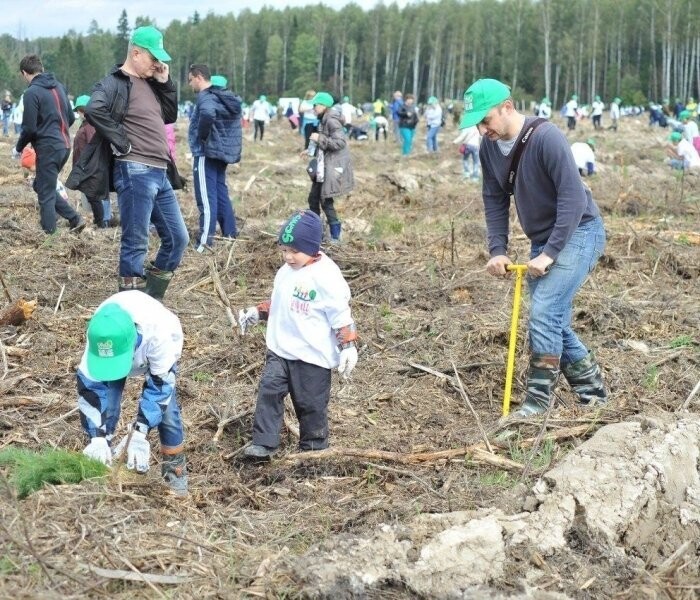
top-left (113, 10), bottom-right (130, 64)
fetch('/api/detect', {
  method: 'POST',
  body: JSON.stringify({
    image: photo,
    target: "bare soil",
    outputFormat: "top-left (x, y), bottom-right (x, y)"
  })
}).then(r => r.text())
top-left (0, 115), bottom-right (698, 599)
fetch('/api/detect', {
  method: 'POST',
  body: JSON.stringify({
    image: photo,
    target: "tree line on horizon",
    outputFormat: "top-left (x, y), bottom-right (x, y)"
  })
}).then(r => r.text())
top-left (0, 0), bottom-right (698, 110)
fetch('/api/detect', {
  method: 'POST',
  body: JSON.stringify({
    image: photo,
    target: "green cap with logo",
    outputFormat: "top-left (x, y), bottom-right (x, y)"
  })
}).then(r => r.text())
top-left (669, 131), bottom-right (682, 142)
top-left (311, 91), bottom-right (334, 108)
top-left (86, 303), bottom-right (137, 382)
top-left (131, 26), bottom-right (171, 62)
top-left (74, 95), bottom-right (90, 109)
top-left (211, 75), bottom-right (228, 88)
top-left (460, 79), bottom-right (511, 129)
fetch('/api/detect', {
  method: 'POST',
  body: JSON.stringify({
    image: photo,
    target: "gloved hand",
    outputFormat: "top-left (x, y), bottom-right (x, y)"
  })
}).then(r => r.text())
top-left (11, 148), bottom-right (20, 160)
top-left (338, 345), bottom-right (358, 379)
top-left (238, 307), bottom-right (259, 335)
top-left (112, 425), bottom-right (150, 473)
top-left (83, 437), bottom-right (112, 466)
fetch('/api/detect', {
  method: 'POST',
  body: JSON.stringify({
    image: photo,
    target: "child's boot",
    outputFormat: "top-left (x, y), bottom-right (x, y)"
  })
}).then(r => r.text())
top-left (161, 452), bottom-right (188, 496)
top-left (329, 222), bottom-right (342, 244)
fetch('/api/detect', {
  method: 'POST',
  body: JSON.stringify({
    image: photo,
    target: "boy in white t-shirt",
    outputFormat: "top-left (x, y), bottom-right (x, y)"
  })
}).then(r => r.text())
top-left (77, 290), bottom-right (188, 495)
top-left (239, 210), bottom-right (358, 459)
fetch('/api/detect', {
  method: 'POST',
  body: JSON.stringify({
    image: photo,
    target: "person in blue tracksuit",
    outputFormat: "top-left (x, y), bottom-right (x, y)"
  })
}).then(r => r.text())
top-left (188, 64), bottom-right (243, 252)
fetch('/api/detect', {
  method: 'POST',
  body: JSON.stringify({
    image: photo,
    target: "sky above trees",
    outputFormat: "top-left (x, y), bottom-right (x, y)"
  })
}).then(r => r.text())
top-left (0, 0), bottom-right (413, 38)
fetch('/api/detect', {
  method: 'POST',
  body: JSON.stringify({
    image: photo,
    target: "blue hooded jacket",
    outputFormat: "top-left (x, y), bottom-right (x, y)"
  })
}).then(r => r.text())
top-left (188, 86), bottom-right (242, 164)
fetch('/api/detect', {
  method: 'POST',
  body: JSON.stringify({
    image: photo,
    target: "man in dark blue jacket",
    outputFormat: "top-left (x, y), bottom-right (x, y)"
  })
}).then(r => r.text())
top-left (14, 54), bottom-right (85, 234)
top-left (187, 64), bottom-right (242, 251)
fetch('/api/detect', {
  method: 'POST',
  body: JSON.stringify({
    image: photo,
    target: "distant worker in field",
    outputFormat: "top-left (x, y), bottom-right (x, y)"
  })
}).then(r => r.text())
top-left (608, 97), bottom-right (621, 131)
top-left (536, 97), bottom-right (552, 120)
top-left (679, 110), bottom-right (700, 150)
top-left (372, 97), bottom-right (385, 117)
top-left (187, 64), bottom-right (243, 252)
top-left (686, 97), bottom-right (698, 119)
top-left (340, 95), bottom-right (355, 127)
top-left (299, 89), bottom-right (318, 148)
top-left (570, 138), bottom-right (597, 177)
top-left (305, 91), bottom-right (354, 243)
top-left (373, 114), bottom-right (389, 141)
top-left (390, 90), bottom-right (404, 142)
top-left (251, 94), bottom-right (271, 141)
top-left (397, 94), bottom-right (419, 156)
top-left (591, 96), bottom-right (604, 130)
top-left (424, 96), bottom-right (443, 153)
top-left (14, 54), bottom-right (85, 235)
top-left (453, 125), bottom-right (481, 181)
top-left (564, 94), bottom-right (578, 131)
top-left (78, 290), bottom-right (188, 495)
top-left (460, 78), bottom-right (607, 419)
top-left (666, 131), bottom-right (700, 171)
top-left (238, 210), bottom-right (358, 460)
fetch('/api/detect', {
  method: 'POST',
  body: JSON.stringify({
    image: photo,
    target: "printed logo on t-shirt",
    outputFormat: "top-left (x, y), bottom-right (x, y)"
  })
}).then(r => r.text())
top-left (290, 284), bottom-right (317, 315)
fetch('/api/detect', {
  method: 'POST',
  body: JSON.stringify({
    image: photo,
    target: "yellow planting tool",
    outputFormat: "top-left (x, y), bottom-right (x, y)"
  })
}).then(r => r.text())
top-left (502, 264), bottom-right (528, 416)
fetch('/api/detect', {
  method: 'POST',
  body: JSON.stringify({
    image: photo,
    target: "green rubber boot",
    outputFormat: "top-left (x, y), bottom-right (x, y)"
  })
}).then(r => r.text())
top-left (512, 353), bottom-right (560, 418)
top-left (144, 262), bottom-right (173, 302)
top-left (562, 352), bottom-right (607, 406)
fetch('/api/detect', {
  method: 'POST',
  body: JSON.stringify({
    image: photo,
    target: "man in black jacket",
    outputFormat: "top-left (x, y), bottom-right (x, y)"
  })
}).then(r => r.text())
top-left (71, 26), bottom-right (188, 301)
top-left (14, 54), bottom-right (85, 234)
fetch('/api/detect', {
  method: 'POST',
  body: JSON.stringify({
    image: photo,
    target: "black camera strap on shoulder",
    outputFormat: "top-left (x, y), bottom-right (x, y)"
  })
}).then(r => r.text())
top-left (505, 117), bottom-right (546, 196)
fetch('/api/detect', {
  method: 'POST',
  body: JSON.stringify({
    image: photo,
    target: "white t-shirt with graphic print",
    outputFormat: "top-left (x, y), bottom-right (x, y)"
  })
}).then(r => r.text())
top-left (266, 252), bottom-right (353, 369)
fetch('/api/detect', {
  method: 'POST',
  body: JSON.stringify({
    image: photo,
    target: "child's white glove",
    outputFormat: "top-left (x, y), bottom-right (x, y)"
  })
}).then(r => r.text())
top-left (338, 346), bottom-right (358, 379)
top-left (238, 307), bottom-right (259, 335)
top-left (11, 148), bottom-right (20, 160)
top-left (112, 425), bottom-right (150, 473)
top-left (83, 437), bottom-right (112, 466)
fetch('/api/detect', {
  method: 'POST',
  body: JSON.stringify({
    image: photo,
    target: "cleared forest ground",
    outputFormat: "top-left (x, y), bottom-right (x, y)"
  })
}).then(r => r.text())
top-left (0, 113), bottom-right (698, 599)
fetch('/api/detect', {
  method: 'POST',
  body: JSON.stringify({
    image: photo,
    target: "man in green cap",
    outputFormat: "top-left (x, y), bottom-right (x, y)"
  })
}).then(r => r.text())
top-left (608, 97), bottom-right (621, 131)
top-left (77, 290), bottom-right (188, 495)
top-left (67, 25), bottom-right (188, 301)
top-left (564, 93), bottom-right (578, 130)
top-left (460, 78), bottom-right (607, 418)
top-left (591, 95), bottom-right (604, 130)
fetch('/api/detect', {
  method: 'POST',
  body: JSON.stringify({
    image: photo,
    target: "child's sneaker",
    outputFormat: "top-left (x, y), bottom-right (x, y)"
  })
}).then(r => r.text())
top-left (161, 453), bottom-right (188, 496)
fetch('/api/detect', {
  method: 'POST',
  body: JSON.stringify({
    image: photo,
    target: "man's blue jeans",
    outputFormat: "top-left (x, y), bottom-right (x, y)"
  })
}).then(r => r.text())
top-left (462, 145), bottom-right (480, 179)
top-left (527, 216), bottom-right (606, 365)
top-left (113, 161), bottom-right (189, 277)
top-left (426, 125), bottom-right (440, 152)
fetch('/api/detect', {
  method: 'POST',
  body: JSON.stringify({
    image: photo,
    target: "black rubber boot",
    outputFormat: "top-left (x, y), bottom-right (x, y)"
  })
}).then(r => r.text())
top-left (118, 276), bottom-right (147, 292)
top-left (512, 353), bottom-right (560, 418)
top-left (562, 352), bottom-right (607, 406)
top-left (144, 262), bottom-right (173, 302)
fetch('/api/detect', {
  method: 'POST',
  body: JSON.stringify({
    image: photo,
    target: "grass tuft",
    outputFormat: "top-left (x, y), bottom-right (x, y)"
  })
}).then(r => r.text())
top-left (0, 447), bottom-right (108, 499)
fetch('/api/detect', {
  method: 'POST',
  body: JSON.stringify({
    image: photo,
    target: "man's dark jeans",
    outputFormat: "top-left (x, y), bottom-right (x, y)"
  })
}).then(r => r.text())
top-left (34, 146), bottom-right (80, 233)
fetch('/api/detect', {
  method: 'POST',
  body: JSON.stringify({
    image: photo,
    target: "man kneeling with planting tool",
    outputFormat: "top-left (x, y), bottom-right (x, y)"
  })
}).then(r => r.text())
top-left (459, 78), bottom-right (608, 417)
top-left (77, 290), bottom-right (188, 495)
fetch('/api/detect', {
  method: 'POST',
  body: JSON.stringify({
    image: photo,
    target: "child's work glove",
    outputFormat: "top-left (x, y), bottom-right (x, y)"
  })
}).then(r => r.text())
top-left (83, 437), bottom-right (112, 466)
top-left (112, 424), bottom-right (150, 473)
top-left (11, 148), bottom-right (20, 160)
top-left (238, 307), bottom-right (259, 335)
top-left (338, 345), bottom-right (358, 379)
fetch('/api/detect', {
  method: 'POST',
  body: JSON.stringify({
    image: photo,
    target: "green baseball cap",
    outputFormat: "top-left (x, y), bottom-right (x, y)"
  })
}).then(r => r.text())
top-left (131, 26), bottom-right (171, 62)
top-left (614, 97), bottom-right (621, 104)
top-left (211, 75), bottom-right (228, 88)
top-left (74, 95), bottom-right (90, 109)
top-left (680, 110), bottom-right (691, 120)
top-left (343, 95), bottom-right (350, 102)
top-left (311, 91), bottom-right (334, 107)
top-left (586, 138), bottom-right (596, 147)
top-left (459, 78), bottom-right (510, 129)
top-left (669, 131), bottom-right (682, 142)
top-left (427, 96), bottom-right (438, 105)
top-left (86, 303), bottom-right (137, 382)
